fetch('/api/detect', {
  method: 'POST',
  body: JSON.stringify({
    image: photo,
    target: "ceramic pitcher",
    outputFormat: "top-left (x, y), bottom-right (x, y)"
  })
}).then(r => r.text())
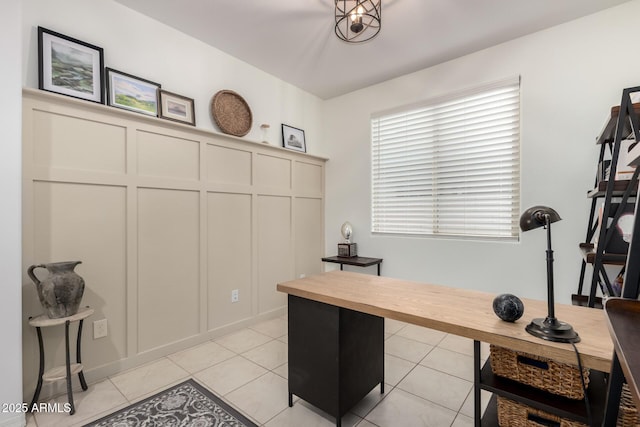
top-left (28, 261), bottom-right (85, 319)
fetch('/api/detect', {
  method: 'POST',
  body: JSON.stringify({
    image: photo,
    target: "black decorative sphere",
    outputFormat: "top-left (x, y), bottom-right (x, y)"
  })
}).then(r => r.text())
top-left (492, 293), bottom-right (524, 322)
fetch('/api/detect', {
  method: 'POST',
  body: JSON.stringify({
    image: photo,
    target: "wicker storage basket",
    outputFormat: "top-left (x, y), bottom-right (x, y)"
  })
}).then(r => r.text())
top-left (490, 345), bottom-right (589, 400)
top-left (496, 396), bottom-right (587, 427)
top-left (618, 383), bottom-right (640, 427)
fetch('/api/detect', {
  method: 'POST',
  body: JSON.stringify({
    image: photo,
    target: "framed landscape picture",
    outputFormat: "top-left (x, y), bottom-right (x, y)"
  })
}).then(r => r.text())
top-left (106, 68), bottom-right (160, 116)
top-left (159, 90), bottom-right (196, 126)
top-left (282, 124), bottom-right (306, 152)
top-left (38, 26), bottom-right (104, 103)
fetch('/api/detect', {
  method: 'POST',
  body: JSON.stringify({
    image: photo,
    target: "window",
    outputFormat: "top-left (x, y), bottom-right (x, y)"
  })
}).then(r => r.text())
top-left (371, 77), bottom-right (520, 241)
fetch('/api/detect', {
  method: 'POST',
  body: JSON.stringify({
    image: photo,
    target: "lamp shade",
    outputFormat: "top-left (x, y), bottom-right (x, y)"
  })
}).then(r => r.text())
top-left (519, 206), bottom-right (561, 232)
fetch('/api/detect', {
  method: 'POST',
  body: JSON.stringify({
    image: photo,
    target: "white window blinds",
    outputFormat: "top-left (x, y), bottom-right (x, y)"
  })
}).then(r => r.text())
top-left (371, 77), bottom-right (520, 240)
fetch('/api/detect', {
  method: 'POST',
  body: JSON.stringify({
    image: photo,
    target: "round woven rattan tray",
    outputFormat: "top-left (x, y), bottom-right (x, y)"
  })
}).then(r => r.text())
top-left (210, 90), bottom-right (252, 137)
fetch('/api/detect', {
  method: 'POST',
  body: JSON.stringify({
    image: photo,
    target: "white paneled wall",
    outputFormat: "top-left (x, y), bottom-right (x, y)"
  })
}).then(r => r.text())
top-left (21, 88), bottom-right (325, 400)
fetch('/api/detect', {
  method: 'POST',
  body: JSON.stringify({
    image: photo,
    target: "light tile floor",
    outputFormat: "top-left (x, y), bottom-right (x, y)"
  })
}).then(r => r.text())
top-left (28, 316), bottom-right (491, 427)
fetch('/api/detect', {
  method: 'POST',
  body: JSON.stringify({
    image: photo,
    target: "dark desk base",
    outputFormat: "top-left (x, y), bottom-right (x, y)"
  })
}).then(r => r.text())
top-left (287, 295), bottom-right (384, 427)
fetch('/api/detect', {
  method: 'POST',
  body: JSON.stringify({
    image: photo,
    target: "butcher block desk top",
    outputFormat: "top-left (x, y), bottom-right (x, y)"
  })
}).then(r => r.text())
top-left (277, 271), bottom-right (613, 372)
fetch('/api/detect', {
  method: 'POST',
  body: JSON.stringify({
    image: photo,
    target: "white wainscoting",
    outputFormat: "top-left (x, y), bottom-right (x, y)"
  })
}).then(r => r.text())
top-left (21, 88), bottom-right (326, 400)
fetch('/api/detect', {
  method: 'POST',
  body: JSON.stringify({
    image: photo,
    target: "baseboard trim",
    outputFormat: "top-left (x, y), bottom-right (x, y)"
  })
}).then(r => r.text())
top-left (24, 306), bottom-right (286, 402)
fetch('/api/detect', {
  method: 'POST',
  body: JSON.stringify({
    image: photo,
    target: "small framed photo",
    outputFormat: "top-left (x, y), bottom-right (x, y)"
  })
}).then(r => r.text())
top-left (106, 68), bottom-right (160, 116)
top-left (282, 124), bottom-right (306, 152)
top-left (159, 90), bottom-right (196, 126)
top-left (38, 26), bottom-right (104, 103)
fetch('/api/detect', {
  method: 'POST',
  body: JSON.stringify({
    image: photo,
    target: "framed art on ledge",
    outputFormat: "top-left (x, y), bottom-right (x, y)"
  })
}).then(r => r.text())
top-left (159, 90), bottom-right (195, 126)
top-left (106, 68), bottom-right (160, 117)
top-left (282, 124), bottom-right (306, 152)
top-left (38, 26), bottom-right (104, 103)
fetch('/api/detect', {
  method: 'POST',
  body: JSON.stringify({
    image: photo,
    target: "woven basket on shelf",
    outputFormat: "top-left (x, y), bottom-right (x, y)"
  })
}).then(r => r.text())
top-left (496, 396), bottom-right (587, 427)
top-left (210, 90), bottom-right (252, 137)
top-left (490, 345), bottom-right (589, 400)
top-left (618, 383), bottom-right (640, 427)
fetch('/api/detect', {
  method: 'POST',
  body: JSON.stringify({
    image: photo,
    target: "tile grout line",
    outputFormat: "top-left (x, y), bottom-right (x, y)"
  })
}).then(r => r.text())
top-left (35, 319), bottom-right (486, 427)
top-left (376, 327), bottom-right (477, 422)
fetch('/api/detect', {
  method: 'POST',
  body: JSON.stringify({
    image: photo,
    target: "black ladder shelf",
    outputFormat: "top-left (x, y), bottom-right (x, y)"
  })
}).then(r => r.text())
top-left (573, 86), bottom-right (640, 308)
top-left (600, 88), bottom-right (640, 426)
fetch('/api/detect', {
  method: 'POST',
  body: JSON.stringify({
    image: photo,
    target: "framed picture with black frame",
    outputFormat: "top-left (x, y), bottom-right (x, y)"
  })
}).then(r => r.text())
top-left (105, 68), bottom-right (160, 117)
top-left (159, 90), bottom-right (196, 126)
top-left (282, 124), bottom-right (306, 152)
top-left (38, 26), bottom-right (104, 103)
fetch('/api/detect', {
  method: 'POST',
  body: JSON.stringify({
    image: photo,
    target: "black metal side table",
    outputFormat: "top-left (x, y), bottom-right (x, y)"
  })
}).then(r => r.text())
top-left (321, 256), bottom-right (383, 276)
top-left (28, 306), bottom-right (94, 415)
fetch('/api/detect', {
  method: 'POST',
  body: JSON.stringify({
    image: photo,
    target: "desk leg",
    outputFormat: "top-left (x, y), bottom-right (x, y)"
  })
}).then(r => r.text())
top-left (28, 326), bottom-right (45, 412)
top-left (602, 354), bottom-right (624, 427)
top-left (76, 319), bottom-right (88, 391)
top-left (377, 264), bottom-right (380, 276)
top-left (65, 320), bottom-right (75, 415)
top-left (381, 319), bottom-right (385, 394)
top-left (340, 264), bottom-right (343, 271)
top-left (473, 340), bottom-right (481, 427)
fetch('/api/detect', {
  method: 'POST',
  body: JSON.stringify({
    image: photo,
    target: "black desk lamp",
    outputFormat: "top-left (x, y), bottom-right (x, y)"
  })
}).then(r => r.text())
top-left (520, 206), bottom-right (580, 343)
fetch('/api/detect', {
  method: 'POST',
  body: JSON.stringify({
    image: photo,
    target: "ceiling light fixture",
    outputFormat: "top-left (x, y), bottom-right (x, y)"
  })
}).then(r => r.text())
top-left (335, 0), bottom-right (381, 43)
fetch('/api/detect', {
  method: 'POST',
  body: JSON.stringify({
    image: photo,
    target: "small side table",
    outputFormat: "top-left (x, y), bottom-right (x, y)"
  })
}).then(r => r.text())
top-left (321, 256), bottom-right (383, 276)
top-left (28, 306), bottom-right (94, 415)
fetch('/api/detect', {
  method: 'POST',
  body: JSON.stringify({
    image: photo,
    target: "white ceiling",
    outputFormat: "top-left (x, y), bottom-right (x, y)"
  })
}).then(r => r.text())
top-left (114, 0), bottom-right (630, 100)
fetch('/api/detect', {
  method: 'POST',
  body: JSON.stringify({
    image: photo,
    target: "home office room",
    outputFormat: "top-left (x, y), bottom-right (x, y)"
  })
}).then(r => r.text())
top-left (2, 0), bottom-right (640, 426)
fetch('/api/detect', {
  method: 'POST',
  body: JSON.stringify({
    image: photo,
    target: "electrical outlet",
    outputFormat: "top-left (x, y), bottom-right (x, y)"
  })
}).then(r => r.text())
top-left (93, 319), bottom-right (108, 339)
top-left (299, 273), bottom-right (306, 278)
top-left (231, 289), bottom-right (239, 303)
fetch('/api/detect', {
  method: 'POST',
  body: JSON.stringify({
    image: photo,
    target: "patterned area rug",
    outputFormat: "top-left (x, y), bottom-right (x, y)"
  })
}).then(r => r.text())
top-left (84, 379), bottom-right (257, 427)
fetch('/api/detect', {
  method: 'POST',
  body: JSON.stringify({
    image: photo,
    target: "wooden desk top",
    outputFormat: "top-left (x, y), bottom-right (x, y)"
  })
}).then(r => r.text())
top-left (277, 271), bottom-right (613, 372)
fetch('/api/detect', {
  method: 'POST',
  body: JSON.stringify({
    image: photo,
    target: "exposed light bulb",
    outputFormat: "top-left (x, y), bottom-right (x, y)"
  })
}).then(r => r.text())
top-left (350, 5), bottom-right (365, 33)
